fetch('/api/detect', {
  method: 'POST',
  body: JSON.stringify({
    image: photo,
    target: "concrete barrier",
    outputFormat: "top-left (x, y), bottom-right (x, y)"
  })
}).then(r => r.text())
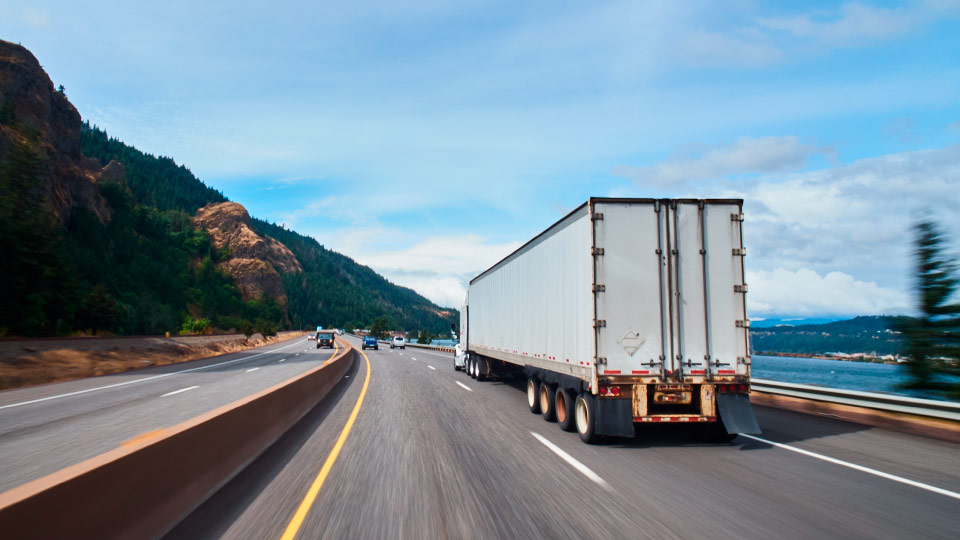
top-left (0, 341), bottom-right (356, 539)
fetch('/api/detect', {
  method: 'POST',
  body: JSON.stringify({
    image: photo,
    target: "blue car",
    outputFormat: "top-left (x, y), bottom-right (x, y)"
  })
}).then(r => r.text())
top-left (362, 336), bottom-right (379, 350)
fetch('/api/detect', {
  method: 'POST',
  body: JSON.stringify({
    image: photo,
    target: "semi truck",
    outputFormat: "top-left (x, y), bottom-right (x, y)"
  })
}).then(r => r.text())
top-left (458, 198), bottom-right (760, 443)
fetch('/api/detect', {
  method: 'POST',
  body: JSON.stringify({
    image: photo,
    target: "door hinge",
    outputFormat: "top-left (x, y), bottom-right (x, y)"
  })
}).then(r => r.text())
top-left (595, 356), bottom-right (607, 365)
top-left (731, 213), bottom-right (745, 222)
top-left (734, 284), bottom-right (748, 293)
top-left (592, 284), bottom-right (606, 292)
top-left (591, 247), bottom-right (605, 256)
top-left (732, 247), bottom-right (746, 256)
top-left (591, 213), bottom-right (604, 221)
top-left (737, 356), bottom-right (751, 364)
top-left (593, 319), bottom-right (607, 328)
top-left (735, 319), bottom-right (750, 328)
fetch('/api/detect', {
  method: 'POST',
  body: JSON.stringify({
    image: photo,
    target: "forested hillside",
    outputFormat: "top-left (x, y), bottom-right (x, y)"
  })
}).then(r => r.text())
top-left (0, 39), bottom-right (455, 337)
top-left (750, 316), bottom-right (909, 356)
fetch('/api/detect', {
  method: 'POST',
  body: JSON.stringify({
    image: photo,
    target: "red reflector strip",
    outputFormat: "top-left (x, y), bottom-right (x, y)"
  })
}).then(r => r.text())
top-left (603, 370), bottom-right (621, 374)
top-left (632, 370), bottom-right (649, 375)
top-left (718, 369), bottom-right (735, 374)
top-left (689, 370), bottom-right (705, 375)
top-left (634, 416), bottom-right (717, 423)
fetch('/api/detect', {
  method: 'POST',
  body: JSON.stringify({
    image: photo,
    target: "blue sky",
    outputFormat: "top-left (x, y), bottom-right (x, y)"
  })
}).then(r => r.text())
top-left (3, 0), bottom-right (959, 315)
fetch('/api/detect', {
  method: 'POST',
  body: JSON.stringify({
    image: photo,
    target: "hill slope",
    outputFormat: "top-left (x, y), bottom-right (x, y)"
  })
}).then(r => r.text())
top-left (750, 316), bottom-right (909, 356)
top-left (0, 39), bottom-right (456, 336)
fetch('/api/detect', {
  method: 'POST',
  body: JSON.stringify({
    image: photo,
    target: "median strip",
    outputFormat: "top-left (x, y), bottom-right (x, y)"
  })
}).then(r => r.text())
top-left (280, 346), bottom-right (371, 540)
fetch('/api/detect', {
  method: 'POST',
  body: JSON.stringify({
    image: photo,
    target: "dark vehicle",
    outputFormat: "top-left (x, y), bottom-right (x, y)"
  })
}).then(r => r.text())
top-left (362, 336), bottom-right (378, 350)
top-left (316, 331), bottom-right (335, 349)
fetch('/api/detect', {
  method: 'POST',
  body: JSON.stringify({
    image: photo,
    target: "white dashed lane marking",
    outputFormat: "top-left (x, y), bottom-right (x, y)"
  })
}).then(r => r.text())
top-left (161, 386), bottom-right (198, 397)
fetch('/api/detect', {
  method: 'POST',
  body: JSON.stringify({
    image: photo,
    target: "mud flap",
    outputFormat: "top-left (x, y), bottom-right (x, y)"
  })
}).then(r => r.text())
top-left (596, 399), bottom-right (635, 438)
top-left (717, 394), bottom-right (761, 434)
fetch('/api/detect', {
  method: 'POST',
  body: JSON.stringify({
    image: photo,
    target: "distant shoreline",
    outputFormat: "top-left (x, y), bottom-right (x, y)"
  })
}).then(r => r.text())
top-left (753, 351), bottom-right (898, 364)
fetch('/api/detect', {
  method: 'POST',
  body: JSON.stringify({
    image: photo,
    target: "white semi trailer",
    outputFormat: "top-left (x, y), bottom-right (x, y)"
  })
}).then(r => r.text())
top-left (459, 198), bottom-right (760, 443)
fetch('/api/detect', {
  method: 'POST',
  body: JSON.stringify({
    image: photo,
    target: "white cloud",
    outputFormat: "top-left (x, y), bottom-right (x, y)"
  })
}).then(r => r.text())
top-left (612, 136), bottom-right (830, 187)
top-left (747, 267), bottom-right (909, 317)
top-left (732, 144), bottom-right (960, 316)
top-left (351, 234), bottom-right (522, 308)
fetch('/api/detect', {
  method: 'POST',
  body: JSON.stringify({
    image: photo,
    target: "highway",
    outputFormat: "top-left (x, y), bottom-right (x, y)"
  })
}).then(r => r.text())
top-left (166, 335), bottom-right (960, 540)
top-left (0, 334), bottom-right (334, 492)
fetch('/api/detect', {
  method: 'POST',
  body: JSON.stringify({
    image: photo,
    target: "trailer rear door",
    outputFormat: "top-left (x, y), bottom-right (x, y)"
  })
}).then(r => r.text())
top-left (592, 201), bottom-right (666, 377)
top-left (593, 200), bottom-right (749, 380)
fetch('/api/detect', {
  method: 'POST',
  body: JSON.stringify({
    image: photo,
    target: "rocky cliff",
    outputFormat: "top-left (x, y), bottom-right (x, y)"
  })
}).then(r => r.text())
top-left (0, 39), bottom-right (112, 223)
top-left (192, 202), bottom-right (302, 307)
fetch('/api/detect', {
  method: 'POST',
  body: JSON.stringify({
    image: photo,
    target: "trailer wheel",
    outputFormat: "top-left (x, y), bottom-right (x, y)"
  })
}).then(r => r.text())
top-left (527, 378), bottom-right (541, 414)
top-left (476, 356), bottom-right (488, 382)
top-left (575, 392), bottom-right (598, 443)
top-left (556, 388), bottom-right (576, 432)
top-left (468, 357), bottom-right (477, 379)
top-left (539, 383), bottom-right (557, 422)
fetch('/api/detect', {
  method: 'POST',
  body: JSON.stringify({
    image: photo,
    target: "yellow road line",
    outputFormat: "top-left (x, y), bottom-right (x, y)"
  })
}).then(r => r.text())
top-left (279, 343), bottom-right (370, 540)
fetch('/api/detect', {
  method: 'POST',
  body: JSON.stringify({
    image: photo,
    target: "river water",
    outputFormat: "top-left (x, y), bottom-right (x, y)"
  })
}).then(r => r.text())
top-left (752, 354), bottom-right (918, 397)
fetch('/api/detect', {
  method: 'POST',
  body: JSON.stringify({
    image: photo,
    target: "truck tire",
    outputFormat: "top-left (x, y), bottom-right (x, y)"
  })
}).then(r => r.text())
top-left (469, 357), bottom-right (478, 379)
top-left (539, 383), bottom-right (557, 422)
top-left (575, 392), bottom-right (598, 443)
top-left (476, 357), bottom-right (488, 382)
top-left (527, 378), bottom-right (542, 414)
top-left (556, 388), bottom-right (576, 432)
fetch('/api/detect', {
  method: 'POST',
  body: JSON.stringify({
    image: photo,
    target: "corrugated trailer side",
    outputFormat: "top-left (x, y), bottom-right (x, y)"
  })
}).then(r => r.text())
top-left (467, 203), bottom-right (594, 383)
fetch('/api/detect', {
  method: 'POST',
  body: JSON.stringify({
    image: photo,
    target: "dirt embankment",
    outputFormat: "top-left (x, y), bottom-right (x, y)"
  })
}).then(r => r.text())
top-left (0, 332), bottom-right (304, 390)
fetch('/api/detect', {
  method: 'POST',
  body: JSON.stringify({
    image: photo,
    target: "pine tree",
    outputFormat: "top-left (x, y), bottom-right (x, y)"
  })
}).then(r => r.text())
top-left (898, 220), bottom-right (960, 400)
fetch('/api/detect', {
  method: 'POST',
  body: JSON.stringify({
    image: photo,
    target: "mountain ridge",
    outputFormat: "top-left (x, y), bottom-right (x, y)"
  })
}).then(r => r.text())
top-left (0, 39), bottom-right (456, 337)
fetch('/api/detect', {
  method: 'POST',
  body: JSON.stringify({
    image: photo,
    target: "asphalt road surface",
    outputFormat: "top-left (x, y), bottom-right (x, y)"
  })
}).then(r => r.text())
top-left (168, 335), bottom-right (960, 540)
top-left (0, 334), bottom-right (336, 492)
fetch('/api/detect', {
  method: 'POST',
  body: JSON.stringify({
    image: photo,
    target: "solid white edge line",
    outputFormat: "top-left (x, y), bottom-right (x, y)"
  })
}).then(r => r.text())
top-left (246, 367), bottom-right (260, 373)
top-left (0, 340), bottom-right (305, 411)
top-left (161, 385), bottom-right (199, 397)
top-left (278, 358), bottom-right (286, 363)
top-left (739, 434), bottom-right (960, 501)
top-left (531, 432), bottom-right (609, 489)
top-left (455, 381), bottom-right (472, 392)
top-left (428, 365), bottom-right (436, 370)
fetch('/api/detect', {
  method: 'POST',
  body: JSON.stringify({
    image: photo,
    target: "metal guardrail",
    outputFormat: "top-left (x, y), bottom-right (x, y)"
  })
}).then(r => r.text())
top-left (405, 342), bottom-right (456, 353)
top-left (751, 378), bottom-right (960, 421)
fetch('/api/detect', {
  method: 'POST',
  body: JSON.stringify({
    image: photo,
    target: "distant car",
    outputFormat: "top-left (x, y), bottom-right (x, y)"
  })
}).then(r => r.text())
top-left (337, 329), bottom-right (345, 336)
top-left (307, 332), bottom-right (316, 340)
top-left (362, 336), bottom-right (378, 350)
top-left (316, 331), bottom-right (334, 349)
top-left (391, 336), bottom-right (406, 349)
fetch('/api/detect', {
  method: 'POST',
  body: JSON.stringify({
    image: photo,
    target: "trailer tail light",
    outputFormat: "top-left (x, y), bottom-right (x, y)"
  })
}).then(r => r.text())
top-left (599, 386), bottom-right (621, 397)
top-left (717, 383), bottom-right (749, 394)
